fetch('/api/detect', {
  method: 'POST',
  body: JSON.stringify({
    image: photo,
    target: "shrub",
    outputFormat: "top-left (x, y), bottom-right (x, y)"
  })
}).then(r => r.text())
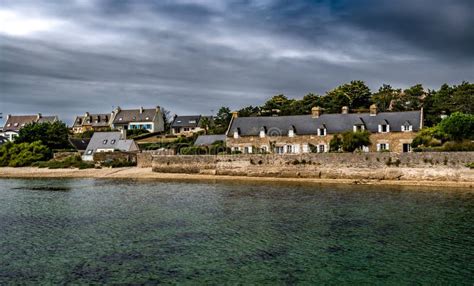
top-left (0, 141), bottom-right (52, 167)
top-left (32, 155), bottom-right (95, 169)
top-left (411, 126), bottom-right (448, 148)
top-left (101, 159), bottom-right (136, 168)
top-left (180, 146), bottom-right (207, 155)
top-left (341, 131), bottom-right (371, 152)
top-left (126, 128), bottom-right (150, 139)
top-left (441, 140), bottom-right (474, 151)
top-left (438, 112), bottom-right (474, 141)
top-left (329, 135), bottom-right (343, 152)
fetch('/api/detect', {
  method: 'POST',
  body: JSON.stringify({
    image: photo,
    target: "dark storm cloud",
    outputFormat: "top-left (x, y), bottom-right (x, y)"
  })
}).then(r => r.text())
top-left (0, 0), bottom-right (472, 124)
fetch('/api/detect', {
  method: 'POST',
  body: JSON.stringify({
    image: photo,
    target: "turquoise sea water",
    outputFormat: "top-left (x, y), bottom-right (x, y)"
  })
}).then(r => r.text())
top-left (0, 178), bottom-right (473, 284)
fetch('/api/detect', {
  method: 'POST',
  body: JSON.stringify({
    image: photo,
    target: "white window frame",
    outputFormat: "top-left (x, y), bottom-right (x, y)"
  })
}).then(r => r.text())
top-left (288, 129), bottom-right (295, 137)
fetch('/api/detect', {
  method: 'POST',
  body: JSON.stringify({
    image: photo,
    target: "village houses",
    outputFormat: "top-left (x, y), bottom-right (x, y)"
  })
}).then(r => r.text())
top-left (171, 115), bottom-right (213, 136)
top-left (1, 114), bottom-right (58, 141)
top-left (226, 104), bottom-right (423, 154)
top-left (72, 112), bottom-right (112, 134)
top-left (111, 106), bottom-right (164, 133)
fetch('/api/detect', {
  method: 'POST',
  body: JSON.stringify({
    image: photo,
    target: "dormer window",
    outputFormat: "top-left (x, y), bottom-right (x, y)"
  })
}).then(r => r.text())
top-left (353, 125), bottom-right (364, 132)
top-left (401, 121), bottom-right (413, 132)
top-left (378, 120), bottom-right (390, 133)
top-left (288, 125), bottom-right (296, 137)
top-left (6, 123), bottom-right (11, 127)
top-left (259, 127), bottom-right (266, 138)
top-left (189, 120), bottom-right (196, 124)
top-left (145, 117), bottom-right (150, 120)
top-left (119, 117), bottom-right (123, 121)
top-left (133, 116), bottom-right (136, 120)
top-left (103, 139), bottom-right (108, 144)
top-left (233, 128), bottom-right (240, 139)
top-left (317, 124), bottom-right (326, 136)
top-left (111, 139), bottom-right (116, 144)
top-left (14, 123), bottom-right (19, 127)
top-left (21, 123), bottom-right (25, 127)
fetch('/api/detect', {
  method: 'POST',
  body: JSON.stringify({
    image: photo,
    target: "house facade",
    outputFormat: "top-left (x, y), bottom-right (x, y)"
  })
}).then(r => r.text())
top-left (72, 112), bottom-right (112, 134)
top-left (171, 115), bottom-right (212, 136)
top-left (226, 105), bottom-right (422, 154)
top-left (1, 114), bottom-right (58, 141)
top-left (82, 131), bottom-right (139, 161)
top-left (111, 106), bottom-right (164, 133)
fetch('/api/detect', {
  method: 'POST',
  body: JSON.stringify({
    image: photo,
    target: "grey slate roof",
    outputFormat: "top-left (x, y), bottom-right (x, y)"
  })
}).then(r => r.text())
top-left (3, 114), bottom-right (58, 132)
top-left (69, 138), bottom-right (91, 151)
top-left (73, 113), bottom-right (110, 128)
top-left (112, 108), bottom-right (158, 124)
top-left (37, 116), bottom-right (58, 124)
top-left (85, 132), bottom-right (137, 154)
top-left (228, 110), bottom-right (422, 136)
top-left (171, 115), bottom-right (202, 128)
top-left (194, 134), bottom-right (226, 146)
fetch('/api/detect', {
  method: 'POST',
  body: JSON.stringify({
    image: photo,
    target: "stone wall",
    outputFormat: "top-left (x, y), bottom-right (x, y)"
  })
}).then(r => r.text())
top-left (149, 152), bottom-right (474, 182)
top-left (93, 151), bottom-right (137, 163)
top-left (137, 150), bottom-right (176, 168)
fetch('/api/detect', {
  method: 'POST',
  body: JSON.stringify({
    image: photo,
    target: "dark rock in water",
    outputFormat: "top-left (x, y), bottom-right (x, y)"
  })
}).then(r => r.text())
top-left (12, 186), bottom-right (70, 192)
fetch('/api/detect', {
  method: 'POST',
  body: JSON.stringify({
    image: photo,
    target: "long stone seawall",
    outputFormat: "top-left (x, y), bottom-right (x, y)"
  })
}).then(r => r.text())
top-left (148, 152), bottom-right (474, 182)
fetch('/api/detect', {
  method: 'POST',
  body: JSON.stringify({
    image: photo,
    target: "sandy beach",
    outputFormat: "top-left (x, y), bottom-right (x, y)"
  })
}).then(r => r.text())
top-left (0, 167), bottom-right (472, 189)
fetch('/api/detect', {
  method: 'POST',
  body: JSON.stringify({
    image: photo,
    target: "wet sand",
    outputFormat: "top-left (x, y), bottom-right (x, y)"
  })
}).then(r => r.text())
top-left (0, 167), bottom-right (472, 188)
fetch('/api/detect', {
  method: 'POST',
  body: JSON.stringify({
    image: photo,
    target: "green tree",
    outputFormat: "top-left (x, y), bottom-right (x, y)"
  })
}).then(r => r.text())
top-left (199, 116), bottom-right (212, 134)
top-left (438, 112), bottom-right (474, 141)
top-left (261, 94), bottom-right (295, 116)
top-left (210, 107), bottom-right (232, 134)
top-left (341, 131), bottom-right (371, 152)
top-left (325, 81), bottom-right (371, 112)
top-left (238, 106), bottom-right (260, 117)
top-left (0, 141), bottom-right (52, 167)
top-left (392, 84), bottom-right (424, 111)
top-left (15, 121), bottom-right (71, 150)
top-left (371, 84), bottom-right (401, 112)
top-left (329, 134), bottom-right (343, 152)
top-left (452, 81), bottom-right (474, 114)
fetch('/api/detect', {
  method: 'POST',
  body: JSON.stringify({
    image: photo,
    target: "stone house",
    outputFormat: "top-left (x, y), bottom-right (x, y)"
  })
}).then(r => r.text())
top-left (72, 112), bottom-right (112, 134)
top-left (1, 114), bottom-right (58, 141)
top-left (226, 105), bottom-right (423, 154)
top-left (111, 106), bottom-right (164, 133)
top-left (171, 115), bottom-right (213, 136)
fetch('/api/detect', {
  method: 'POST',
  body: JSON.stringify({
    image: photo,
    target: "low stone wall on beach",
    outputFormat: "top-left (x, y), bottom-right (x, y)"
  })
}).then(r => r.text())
top-left (148, 152), bottom-right (474, 182)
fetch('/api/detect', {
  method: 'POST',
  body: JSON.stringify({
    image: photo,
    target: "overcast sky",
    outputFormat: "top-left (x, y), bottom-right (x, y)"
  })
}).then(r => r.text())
top-left (1, 0), bottom-right (473, 124)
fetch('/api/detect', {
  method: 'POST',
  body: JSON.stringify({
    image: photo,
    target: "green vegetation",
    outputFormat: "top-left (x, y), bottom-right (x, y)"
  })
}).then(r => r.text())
top-left (210, 81), bottom-right (473, 130)
top-left (101, 159), bottom-right (136, 168)
top-left (329, 134), bottom-right (343, 152)
top-left (341, 131), bottom-right (371, 152)
top-left (126, 128), bottom-right (150, 138)
top-left (0, 141), bottom-right (52, 167)
top-left (33, 155), bottom-right (95, 169)
top-left (412, 112), bottom-right (474, 151)
top-left (16, 121), bottom-right (71, 150)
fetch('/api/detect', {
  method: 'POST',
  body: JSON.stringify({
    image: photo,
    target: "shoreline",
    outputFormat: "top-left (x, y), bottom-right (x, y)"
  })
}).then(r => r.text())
top-left (0, 167), bottom-right (472, 189)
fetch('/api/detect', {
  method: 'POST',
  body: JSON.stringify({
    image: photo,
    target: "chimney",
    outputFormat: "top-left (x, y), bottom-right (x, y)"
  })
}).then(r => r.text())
top-left (140, 106), bottom-right (144, 114)
top-left (341, 106), bottom-right (349, 114)
top-left (85, 112), bottom-right (89, 117)
top-left (120, 128), bottom-right (127, 140)
top-left (232, 111), bottom-right (239, 118)
top-left (311, 106), bottom-right (322, 118)
top-left (37, 113), bottom-right (42, 120)
top-left (156, 105), bottom-right (161, 113)
top-left (7, 114), bottom-right (11, 120)
top-left (370, 104), bottom-right (378, 116)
